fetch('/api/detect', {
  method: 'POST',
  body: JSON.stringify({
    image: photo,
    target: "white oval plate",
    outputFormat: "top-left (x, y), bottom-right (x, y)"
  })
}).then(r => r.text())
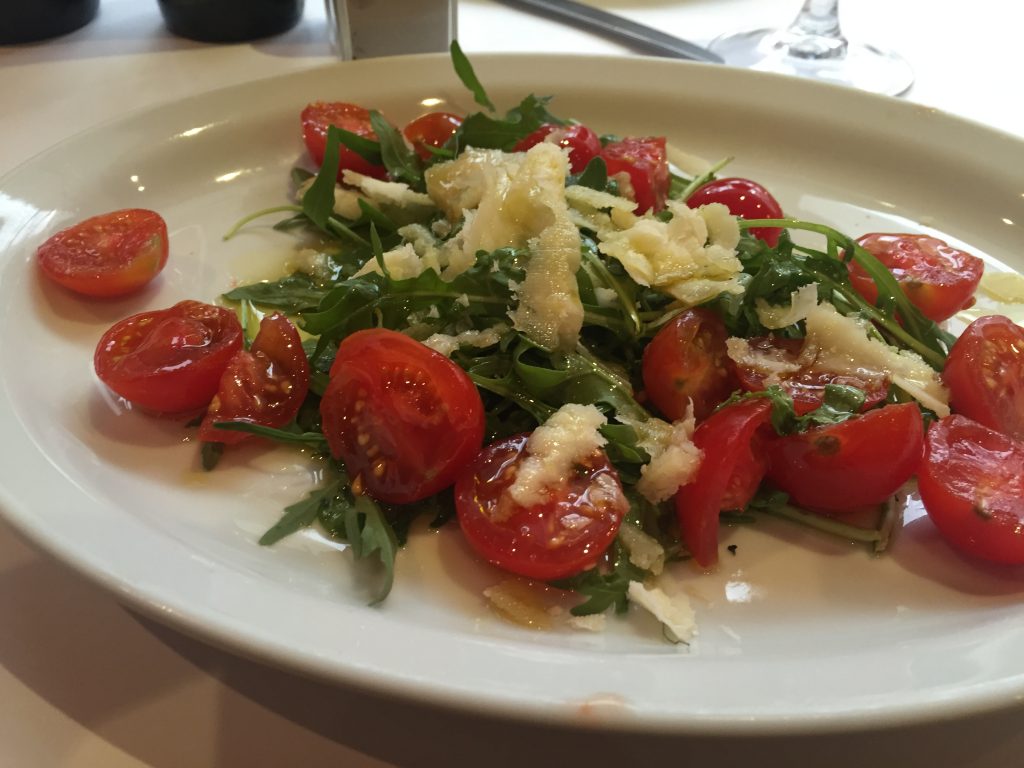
top-left (3, 54), bottom-right (1024, 735)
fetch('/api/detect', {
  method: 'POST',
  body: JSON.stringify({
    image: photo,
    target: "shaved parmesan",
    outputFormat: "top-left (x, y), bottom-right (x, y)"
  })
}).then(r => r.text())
top-left (804, 302), bottom-right (950, 416)
top-left (508, 403), bottom-right (607, 507)
top-left (424, 144), bottom-right (584, 349)
top-left (597, 201), bottom-right (744, 306)
top-left (421, 325), bottom-right (507, 357)
top-left (341, 169), bottom-right (434, 209)
top-left (627, 581), bottom-right (697, 644)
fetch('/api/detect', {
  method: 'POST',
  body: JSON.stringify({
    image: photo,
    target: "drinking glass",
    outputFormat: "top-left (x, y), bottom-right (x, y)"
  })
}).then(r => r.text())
top-left (708, 0), bottom-right (913, 96)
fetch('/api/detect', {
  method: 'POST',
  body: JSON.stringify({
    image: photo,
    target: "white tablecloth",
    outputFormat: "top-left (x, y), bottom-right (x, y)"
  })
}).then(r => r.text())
top-left (2, 2), bottom-right (1022, 765)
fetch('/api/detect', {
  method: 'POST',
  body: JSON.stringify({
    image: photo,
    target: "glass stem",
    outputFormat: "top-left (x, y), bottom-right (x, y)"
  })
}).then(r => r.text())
top-left (784, 0), bottom-right (848, 59)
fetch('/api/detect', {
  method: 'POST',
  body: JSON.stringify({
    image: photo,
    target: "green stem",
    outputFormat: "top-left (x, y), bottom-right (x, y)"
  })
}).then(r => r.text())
top-left (581, 247), bottom-right (642, 336)
top-left (223, 205), bottom-right (303, 240)
top-left (756, 501), bottom-right (882, 544)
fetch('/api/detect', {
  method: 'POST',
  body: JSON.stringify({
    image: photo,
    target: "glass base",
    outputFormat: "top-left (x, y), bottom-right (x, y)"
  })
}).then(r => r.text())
top-left (709, 28), bottom-right (914, 97)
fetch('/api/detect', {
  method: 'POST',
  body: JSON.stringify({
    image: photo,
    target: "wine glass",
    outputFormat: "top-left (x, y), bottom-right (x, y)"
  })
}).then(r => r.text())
top-left (708, 0), bottom-right (913, 96)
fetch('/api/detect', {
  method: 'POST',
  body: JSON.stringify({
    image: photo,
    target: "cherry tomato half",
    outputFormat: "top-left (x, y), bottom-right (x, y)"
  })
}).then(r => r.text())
top-left (642, 308), bottom-right (737, 422)
top-left (37, 208), bottom-right (168, 298)
top-left (199, 313), bottom-right (310, 445)
top-left (943, 315), bottom-right (1024, 440)
top-left (732, 335), bottom-right (890, 415)
top-left (919, 415), bottom-right (1024, 564)
top-left (513, 123), bottom-right (602, 173)
top-left (675, 399), bottom-right (774, 567)
top-left (320, 329), bottom-right (485, 504)
top-left (848, 233), bottom-right (984, 323)
top-left (600, 136), bottom-right (669, 213)
top-left (402, 111), bottom-right (463, 161)
top-left (766, 402), bottom-right (924, 513)
top-left (301, 101), bottom-right (387, 181)
top-left (686, 178), bottom-right (784, 247)
top-left (454, 433), bottom-right (628, 581)
top-left (94, 300), bottom-right (244, 414)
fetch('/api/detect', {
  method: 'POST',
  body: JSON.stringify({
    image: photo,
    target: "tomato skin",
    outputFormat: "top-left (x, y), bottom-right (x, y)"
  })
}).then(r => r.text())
top-left (848, 233), bottom-right (983, 323)
top-left (766, 402), bottom-right (923, 512)
top-left (454, 434), bottom-right (628, 581)
top-left (641, 308), bottom-right (737, 422)
top-left (320, 329), bottom-right (485, 504)
top-left (198, 314), bottom-right (310, 445)
top-left (301, 101), bottom-right (387, 181)
top-left (919, 415), bottom-right (1024, 564)
top-left (600, 136), bottom-right (669, 213)
top-left (37, 209), bottom-right (168, 297)
top-left (686, 178), bottom-right (784, 247)
top-left (732, 335), bottom-right (889, 415)
top-left (513, 123), bottom-right (602, 173)
top-left (402, 111), bottom-right (463, 161)
top-left (675, 399), bottom-right (774, 567)
top-left (943, 315), bottom-right (1024, 441)
top-left (94, 300), bottom-right (244, 413)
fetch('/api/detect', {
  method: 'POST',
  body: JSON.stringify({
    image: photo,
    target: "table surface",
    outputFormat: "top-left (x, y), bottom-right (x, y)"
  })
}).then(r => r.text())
top-left (2, 2), bottom-right (1022, 766)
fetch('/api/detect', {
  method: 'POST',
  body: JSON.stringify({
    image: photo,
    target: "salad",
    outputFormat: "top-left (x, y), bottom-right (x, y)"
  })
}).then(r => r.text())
top-left (41, 46), bottom-right (1024, 644)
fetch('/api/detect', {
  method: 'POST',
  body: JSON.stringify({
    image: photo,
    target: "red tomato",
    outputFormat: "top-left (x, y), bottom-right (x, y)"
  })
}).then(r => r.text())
top-left (641, 308), bottom-right (737, 422)
top-left (402, 111), bottom-right (463, 161)
top-left (198, 313), bottom-right (310, 445)
top-left (454, 434), bottom-right (628, 581)
top-left (766, 402), bottom-right (923, 512)
top-left (675, 399), bottom-right (774, 567)
top-left (301, 101), bottom-right (387, 181)
top-left (320, 329), bottom-right (485, 504)
top-left (943, 315), bottom-right (1024, 440)
top-left (37, 208), bottom-right (168, 298)
top-left (732, 336), bottom-right (889, 415)
top-left (600, 136), bottom-right (669, 213)
top-left (848, 233), bottom-right (983, 323)
top-left (512, 122), bottom-right (602, 173)
top-left (919, 415), bottom-right (1024, 564)
top-left (94, 300), bottom-right (243, 414)
top-left (686, 178), bottom-right (784, 247)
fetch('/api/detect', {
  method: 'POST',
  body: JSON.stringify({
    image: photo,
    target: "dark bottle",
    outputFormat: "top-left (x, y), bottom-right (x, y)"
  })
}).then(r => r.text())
top-left (0, 0), bottom-right (99, 44)
top-left (157, 0), bottom-right (304, 43)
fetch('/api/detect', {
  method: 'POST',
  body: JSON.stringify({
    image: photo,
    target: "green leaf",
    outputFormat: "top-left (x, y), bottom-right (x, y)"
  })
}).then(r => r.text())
top-left (552, 540), bottom-right (646, 616)
top-left (223, 273), bottom-right (330, 313)
top-left (334, 127), bottom-right (383, 164)
top-left (304, 125), bottom-right (344, 230)
top-left (259, 479), bottom-right (342, 545)
top-left (572, 156), bottom-right (608, 191)
top-left (200, 442), bottom-right (223, 471)
top-left (209, 421), bottom-right (329, 450)
top-left (450, 40), bottom-right (495, 111)
top-left (454, 95), bottom-right (563, 151)
top-left (369, 110), bottom-right (423, 188)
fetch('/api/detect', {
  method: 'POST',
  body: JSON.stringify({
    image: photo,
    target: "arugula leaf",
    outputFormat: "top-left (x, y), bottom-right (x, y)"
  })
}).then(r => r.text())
top-left (304, 125), bottom-right (345, 230)
top-left (369, 110), bottom-right (423, 188)
top-left (200, 442), bottom-right (224, 471)
top-left (572, 156), bottom-right (608, 192)
top-left (263, 466), bottom-right (400, 603)
top-left (260, 479), bottom-right (342, 545)
top-left (720, 384), bottom-right (866, 436)
top-left (552, 540), bottom-right (645, 615)
top-left (346, 494), bottom-right (398, 605)
top-left (301, 249), bottom-right (521, 341)
top-left (450, 40), bottom-right (495, 111)
top-left (209, 421), bottom-right (329, 449)
top-left (455, 95), bottom-right (565, 151)
top-left (223, 273), bottom-right (330, 313)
